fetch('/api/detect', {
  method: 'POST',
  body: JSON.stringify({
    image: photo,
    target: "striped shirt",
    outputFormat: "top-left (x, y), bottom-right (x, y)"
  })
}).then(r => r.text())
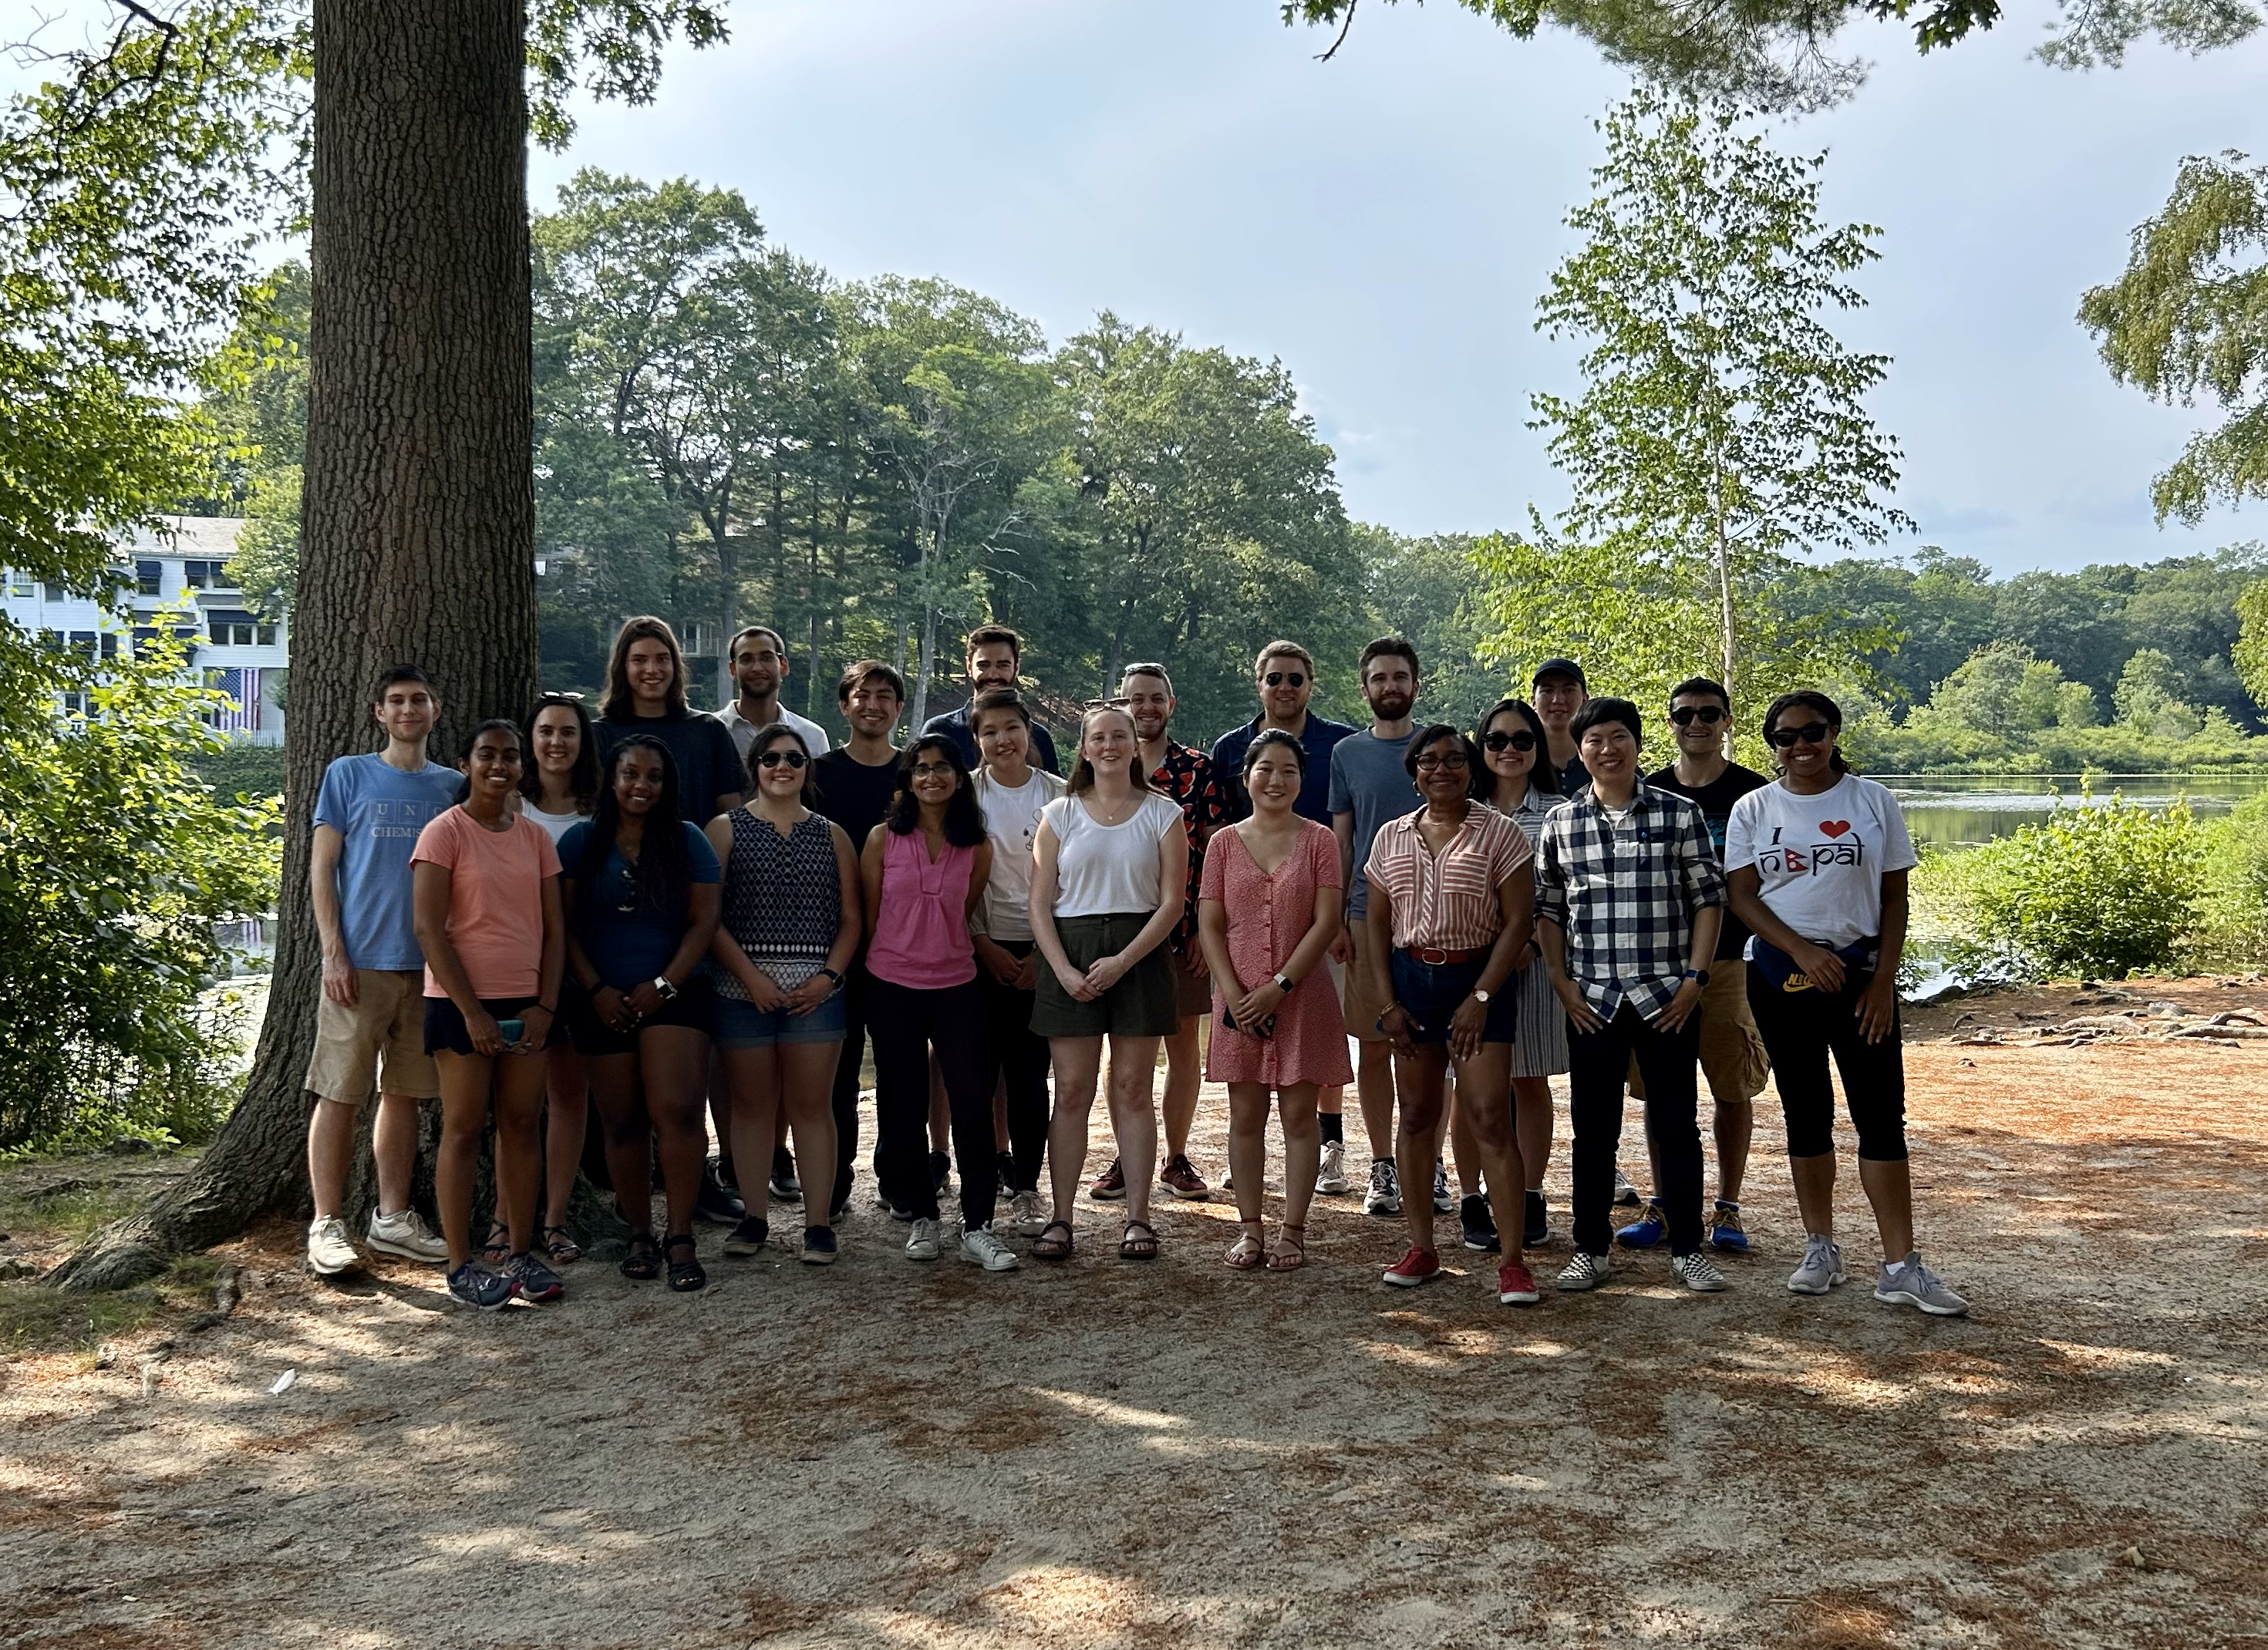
top-left (1363, 803), bottom-right (1532, 952)
top-left (1533, 782), bottom-right (1725, 1020)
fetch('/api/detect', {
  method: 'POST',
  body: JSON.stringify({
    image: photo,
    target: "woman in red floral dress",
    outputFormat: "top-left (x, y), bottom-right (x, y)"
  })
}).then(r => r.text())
top-left (1197, 729), bottom-right (1353, 1271)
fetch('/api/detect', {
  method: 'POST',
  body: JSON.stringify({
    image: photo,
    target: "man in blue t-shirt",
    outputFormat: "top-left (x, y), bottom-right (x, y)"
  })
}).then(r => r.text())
top-left (302, 665), bottom-right (462, 1278)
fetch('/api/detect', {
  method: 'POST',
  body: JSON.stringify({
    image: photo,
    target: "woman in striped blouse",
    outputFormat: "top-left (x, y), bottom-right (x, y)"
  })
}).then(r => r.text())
top-left (1363, 723), bottom-right (1538, 1303)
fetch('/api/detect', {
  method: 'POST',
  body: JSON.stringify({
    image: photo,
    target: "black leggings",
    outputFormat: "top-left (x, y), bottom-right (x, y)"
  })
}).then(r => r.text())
top-left (868, 975), bottom-right (998, 1230)
top-left (1569, 1002), bottom-right (1704, 1256)
top-left (1747, 968), bottom-right (1909, 1162)
top-left (827, 962), bottom-right (872, 1215)
top-left (978, 941), bottom-right (1052, 1194)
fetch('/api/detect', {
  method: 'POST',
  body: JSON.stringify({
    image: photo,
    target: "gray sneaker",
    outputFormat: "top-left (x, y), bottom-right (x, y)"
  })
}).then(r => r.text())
top-left (1875, 1251), bottom-right (1970, 1317)
top-left (1788, 1234), bottom-right (1848, 1295)
top-left (905, 1217), bottom-right (942, 1262)
top-left (1555, 1251), bottom-right (1612, 1291)
top-left (366, 1207), bottom-right (447, 1264)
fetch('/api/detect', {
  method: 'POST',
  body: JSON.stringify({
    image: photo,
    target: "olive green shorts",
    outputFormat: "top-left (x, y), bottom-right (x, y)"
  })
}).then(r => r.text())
top-left (1031, 913), bottom-right (1181, 1039)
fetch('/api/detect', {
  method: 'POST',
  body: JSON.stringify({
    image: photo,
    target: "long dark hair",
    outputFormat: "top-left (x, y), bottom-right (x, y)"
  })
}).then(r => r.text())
top-left (744, 721), bottom-right (820, 808)
top-left (575, 735), bottom-right (693, 918)
top-left (884, 734), bottom-right (987, 847)
top-left (1403, 722), bottom-right (1477, 783)
top-left (520, 691), bottom-right (599, 811)
top-left (1761, 691), bottom-right (1854, 776)
top-left (601, 615), bottom-right (689, 722)
top-left (1471, 698), bottom-right (1556, 800)
top-left (452, 718), bottom-right (524, 806)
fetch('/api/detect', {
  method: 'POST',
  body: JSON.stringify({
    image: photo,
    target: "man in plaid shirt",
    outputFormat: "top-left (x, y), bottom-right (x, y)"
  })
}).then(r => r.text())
top-left (1535, 696), bottom-right (1730, 1295)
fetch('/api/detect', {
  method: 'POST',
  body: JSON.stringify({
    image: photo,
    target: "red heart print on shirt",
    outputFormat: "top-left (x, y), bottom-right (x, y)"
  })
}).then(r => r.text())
top-left (1818, 820), bottom-right (1852, 837)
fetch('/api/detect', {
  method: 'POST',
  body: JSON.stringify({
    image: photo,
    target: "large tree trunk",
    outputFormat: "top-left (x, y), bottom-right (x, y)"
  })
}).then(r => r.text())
top-left (57, 0), bottom-right (536, 1290)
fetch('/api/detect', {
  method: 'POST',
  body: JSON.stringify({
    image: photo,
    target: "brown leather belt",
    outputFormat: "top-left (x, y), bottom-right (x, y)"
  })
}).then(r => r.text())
top-left (1401, 946), bottom-right (1481, 965)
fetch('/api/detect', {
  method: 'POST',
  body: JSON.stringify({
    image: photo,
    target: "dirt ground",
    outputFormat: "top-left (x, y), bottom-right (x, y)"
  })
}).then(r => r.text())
top-left (4, 976), bottom-right (2266, 1650)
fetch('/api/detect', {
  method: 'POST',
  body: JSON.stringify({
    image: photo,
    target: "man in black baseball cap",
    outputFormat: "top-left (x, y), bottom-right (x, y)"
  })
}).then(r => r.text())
top-left (1531, 658), bottom-right (1590, 795)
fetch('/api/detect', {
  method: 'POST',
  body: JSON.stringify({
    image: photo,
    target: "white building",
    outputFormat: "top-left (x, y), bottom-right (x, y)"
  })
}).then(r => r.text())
top-left (0, 515), bottom-right (290, 746)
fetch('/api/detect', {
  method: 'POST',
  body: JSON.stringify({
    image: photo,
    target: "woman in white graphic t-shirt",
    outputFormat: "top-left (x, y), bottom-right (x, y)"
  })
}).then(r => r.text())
top-left (1724, 691), bottom-right (1967, 1319)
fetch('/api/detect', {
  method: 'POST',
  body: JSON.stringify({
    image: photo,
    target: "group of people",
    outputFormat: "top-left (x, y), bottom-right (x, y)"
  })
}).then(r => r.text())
top-left (298, 616), bottom-right (1968, 1319)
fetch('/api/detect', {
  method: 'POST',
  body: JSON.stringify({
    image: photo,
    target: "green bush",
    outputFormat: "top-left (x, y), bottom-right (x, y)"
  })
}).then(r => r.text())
top-left (0, 628), bottom-right (279, 1151)
top-left (190, 738), bottom-right (285, 803)
top-left (2189, 790), bottom-right (2268, 967)
top-left (1964, 793), bottom-right (2206, 978)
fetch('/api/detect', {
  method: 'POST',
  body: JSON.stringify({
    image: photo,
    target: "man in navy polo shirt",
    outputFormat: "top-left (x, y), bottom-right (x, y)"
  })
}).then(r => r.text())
top-left (1208, 639), bottom-right (1356, 825)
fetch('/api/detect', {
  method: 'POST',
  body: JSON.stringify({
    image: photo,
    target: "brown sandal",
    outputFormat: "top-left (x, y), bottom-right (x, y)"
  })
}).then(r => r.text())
top-left (1031, 1221), bottom-right (1073, 1261)
top-left (1119, 1221), bottom-right (1158, 1261)
top-left (1225, 1228), bottom-right (1265, 1271)
top-left (1266, 1223), bottom-right (1306, 1271)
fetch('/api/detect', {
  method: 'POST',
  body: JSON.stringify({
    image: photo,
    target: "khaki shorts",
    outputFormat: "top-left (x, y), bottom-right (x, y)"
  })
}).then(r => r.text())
top-left (1628, 961), bottom-right (1767, 1106)
top-left (1341, 920), bottom-right (1393, 1044)
top-left (305, 969), bottom-right (440, 1105)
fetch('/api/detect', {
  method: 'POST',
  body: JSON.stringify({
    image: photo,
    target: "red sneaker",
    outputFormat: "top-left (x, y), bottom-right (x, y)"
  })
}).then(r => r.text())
top-left (1382, 1247), bottom-right (1440, 1288)
top-left (1087, 1158), bottom-right (1126, 1201)
top-left (1497, 1261), bottom-right (1540, 1305)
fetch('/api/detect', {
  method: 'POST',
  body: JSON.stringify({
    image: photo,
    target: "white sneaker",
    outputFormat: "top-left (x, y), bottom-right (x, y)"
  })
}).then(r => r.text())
top-left (306, 1216), bottom-right (362, 1276)
top-left (1875, 1251), bottom-right (1970, 1317)
top-left (1613, 1167), bottom-right (1640, 1205)
top-left (1671, 1251), bottom-right (1729, 1292)
top-left (905, 1217), bottom-right (942, 1261)
top-left (959, 1224), bottom-right (1020, 1271)
top-left (1009, 1190), bottom-right (1048, 1239)
top-left (366, 1207), bottom-right (447, 1264)
top-left (1555, 1251), bottom-right (1611, 1291)
top-left (1316, 1139), bottom-right (1350, 1194)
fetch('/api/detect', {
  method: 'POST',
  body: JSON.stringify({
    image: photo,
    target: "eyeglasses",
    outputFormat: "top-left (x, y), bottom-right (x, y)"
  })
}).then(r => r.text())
top-left (757, 749), bottom-right (807, 769)
top-left (1669, 705), bottom-right (1726, 726)
top-left (910, 762), bottom-right (958, 780)
top-left (1262, 672), bottom-right (1306, 689)
top-left (1480, 730), bottom-right (1536, 753)
top-left (1414, 752), bottom-right (1470, 772)
top-left (1766, 721), bottom-right (1835, 749)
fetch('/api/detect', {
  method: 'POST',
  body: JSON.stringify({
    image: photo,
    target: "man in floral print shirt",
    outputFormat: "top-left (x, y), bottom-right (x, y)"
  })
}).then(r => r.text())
top-left (1081, 662), bottom-right (1228, 1205)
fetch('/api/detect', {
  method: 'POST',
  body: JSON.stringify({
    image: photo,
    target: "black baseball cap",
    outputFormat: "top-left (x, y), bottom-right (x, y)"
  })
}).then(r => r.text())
top-left (1532, 657), bottom-right (1586, 689)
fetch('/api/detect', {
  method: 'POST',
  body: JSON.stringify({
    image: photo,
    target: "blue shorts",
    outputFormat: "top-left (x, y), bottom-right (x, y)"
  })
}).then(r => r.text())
top-left (713, 988), bottom-right (848, 1049)
top-left (1387, 951), bottom-right (1518, 1047)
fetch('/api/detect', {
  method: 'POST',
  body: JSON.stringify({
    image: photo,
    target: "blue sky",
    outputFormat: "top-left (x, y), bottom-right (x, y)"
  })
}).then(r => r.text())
top-left (531, 0), bottom-right (2267, 577)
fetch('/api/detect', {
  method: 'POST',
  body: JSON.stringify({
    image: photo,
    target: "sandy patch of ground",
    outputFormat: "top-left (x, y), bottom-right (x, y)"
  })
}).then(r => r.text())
top-left (5, 979), bottom-right (2266, 1648)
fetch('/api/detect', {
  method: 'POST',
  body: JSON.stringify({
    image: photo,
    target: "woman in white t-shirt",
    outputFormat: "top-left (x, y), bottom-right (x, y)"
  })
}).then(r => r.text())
top-left (1026, 704), bottom-right (1188, 1262)
top-left (1724, 691), bottom-right (1967, 1318)
top-left (969, 689), bottom-right (1067, 1238)
top-left (514, 692), bottom-right (600, 1267)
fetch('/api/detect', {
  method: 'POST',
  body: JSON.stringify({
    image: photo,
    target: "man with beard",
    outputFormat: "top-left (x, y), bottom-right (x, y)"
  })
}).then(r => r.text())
top-left (1330, 639), bottom-right (1459, 1229)
top-left (1081, 663), bottom-right (1227, 1204)
top-left (922, 624), bottom-right (1060, 776)
top-left (717, 625), bottom-right (831, 762)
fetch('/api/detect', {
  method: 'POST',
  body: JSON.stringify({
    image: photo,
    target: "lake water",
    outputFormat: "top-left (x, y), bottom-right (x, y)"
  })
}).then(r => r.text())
top-left (1882, 773), bottom-right (2268, 850)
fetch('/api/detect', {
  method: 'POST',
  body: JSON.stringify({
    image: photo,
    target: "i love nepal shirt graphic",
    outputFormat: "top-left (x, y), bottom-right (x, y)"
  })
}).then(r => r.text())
top-left (1724, 774), bottom-right (1917, 952)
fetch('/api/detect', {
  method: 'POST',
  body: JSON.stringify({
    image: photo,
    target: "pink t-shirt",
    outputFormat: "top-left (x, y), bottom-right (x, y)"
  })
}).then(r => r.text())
top-left (866, 827), bottom-right (978, 991)
top-left (410, 807), bottom-right (560, 999)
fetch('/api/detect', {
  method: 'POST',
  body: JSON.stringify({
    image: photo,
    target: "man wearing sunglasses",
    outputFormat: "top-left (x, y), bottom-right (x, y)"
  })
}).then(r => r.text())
top-left (1208, 640), bottom-right (1355, 827)
top-left (1616, 677), bottom-right (1772, 1258)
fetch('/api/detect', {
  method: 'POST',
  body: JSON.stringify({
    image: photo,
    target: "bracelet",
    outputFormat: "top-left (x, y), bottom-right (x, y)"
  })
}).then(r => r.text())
top-left (536, 1002), bottom-right (556, 1015)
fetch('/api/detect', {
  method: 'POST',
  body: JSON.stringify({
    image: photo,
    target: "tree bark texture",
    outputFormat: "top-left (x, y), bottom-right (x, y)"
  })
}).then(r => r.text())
top-left (58, 0), bottom-right (536, 1288)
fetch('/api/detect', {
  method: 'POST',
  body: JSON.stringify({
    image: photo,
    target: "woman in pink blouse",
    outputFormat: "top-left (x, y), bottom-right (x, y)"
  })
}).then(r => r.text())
top-left (1363, 723), bottom-right (1538, 1302)
top-left (1197, 730), bottom-right (1353, 1271)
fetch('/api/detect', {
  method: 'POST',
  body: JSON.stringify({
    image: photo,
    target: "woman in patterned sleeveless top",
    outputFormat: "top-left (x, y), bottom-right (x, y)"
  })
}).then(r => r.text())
top-left (706, 724), bottom-right (861, 1266)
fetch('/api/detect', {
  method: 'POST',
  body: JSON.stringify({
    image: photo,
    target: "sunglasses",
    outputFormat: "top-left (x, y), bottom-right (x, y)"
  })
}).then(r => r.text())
top-left (757, 749), bottom-right (807, 769)
top-left (535, 690), bottom-right (584, 705)
top-left (1262, 672), bottom-right (1306, 689)
top-left (1414, 752), bottom-right (1470, 772)
top-left (1766, 722), bottom-right (1835, 749)
top-left (1083, 696), bottom-right (1131, 711)
top-left (1480, 730), bottom-right (1537, 753)
top-left (1669, 705), bottom-right (1726, 726)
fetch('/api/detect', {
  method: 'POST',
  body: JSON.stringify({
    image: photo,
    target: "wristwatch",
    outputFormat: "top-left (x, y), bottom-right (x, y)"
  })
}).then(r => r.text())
top-left (652, 975), bottom-right (679, 1001)
top-left (1683, 968), bottom-right (1711, 988)
top-left (1272, 972), bottom-right (1296, 994)
top-left (1471, 988), bottom-right (1492, 1005)
top-left (818, 966), bottom-right (844, 987)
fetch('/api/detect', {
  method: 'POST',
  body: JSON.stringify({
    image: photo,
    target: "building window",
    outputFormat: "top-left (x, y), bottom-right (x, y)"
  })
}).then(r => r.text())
top-left (184, 559), bottom-right (231, 590)
top-left (3, 570), bottom-right (31, 598)
top-left (68, 630), bottom-right (98, 660)
top-left (207, 610), bottom-right (276, 647)
top-left (136, 561), bottom-right (163, 596)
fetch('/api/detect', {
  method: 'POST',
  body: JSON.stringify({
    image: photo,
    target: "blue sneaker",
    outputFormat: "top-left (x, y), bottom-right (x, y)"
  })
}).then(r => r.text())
top-left (1615, 1199), bottom-right (1666, 1248)
top-left (1709, 1202), bottom-right (1750, 1253)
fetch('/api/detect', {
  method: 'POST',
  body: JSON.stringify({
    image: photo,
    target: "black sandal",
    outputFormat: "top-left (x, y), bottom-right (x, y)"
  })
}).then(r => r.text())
top-left (619, 1232), bottom-right (662, 1281)
top-left (664, 1233), bottom-right (707, 1293)
top-left (481, 1218), bottom-right (512, 1266)
top-left (1119, 1220), bottom-right (1159, 1261)
top-left (541, 1224), bottom-right (581, 1265)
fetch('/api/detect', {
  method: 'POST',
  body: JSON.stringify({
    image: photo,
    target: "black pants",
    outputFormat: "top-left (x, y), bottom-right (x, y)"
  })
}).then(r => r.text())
top-left (824, 962), bottom-right (877, 1215)
top-left (868, 975), bottom-right (997, 1230)
top-left (1570, 1001), bottom-right (1704, 1256)
top-left (978, 941), bottom-right (1052, 1194)
top-left (1747, 968), bottom-right (1908, 1162)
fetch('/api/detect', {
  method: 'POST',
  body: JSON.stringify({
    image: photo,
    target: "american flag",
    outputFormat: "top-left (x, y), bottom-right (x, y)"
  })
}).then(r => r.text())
top-left (208, 667), bottom-right (261, 733)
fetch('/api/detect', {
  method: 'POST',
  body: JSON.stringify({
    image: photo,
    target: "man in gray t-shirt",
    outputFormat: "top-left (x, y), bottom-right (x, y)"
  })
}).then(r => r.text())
top-left (1329, 640), bottom-right (1427, 1217)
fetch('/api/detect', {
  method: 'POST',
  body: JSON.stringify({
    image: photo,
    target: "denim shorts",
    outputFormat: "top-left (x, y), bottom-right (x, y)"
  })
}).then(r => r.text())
top-left (1387, 950), bottom-right (1518, 1046)
top-left (713, 988), bottom-right (848, 1049)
